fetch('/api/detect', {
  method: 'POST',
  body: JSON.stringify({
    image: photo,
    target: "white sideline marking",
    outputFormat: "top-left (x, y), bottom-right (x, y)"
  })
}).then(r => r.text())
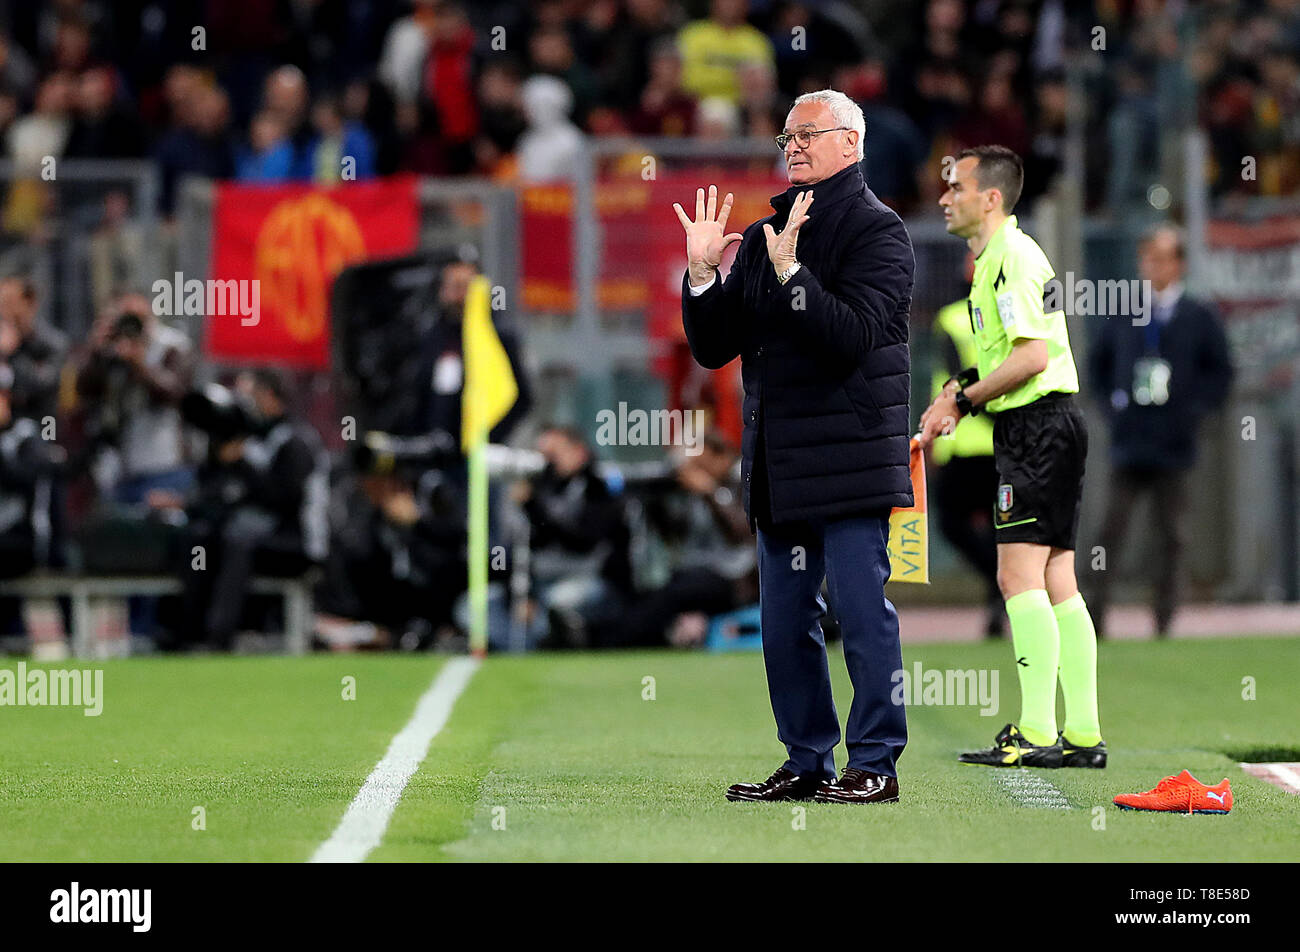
top-left (310, 657), bottom-right (480, 863)
top-left (995, 771), bottom-right (1071, 809)
top-left (1242, 761), bottom-right (1300, 796)
top-left (1265, 763), bottom-right (1300, 792)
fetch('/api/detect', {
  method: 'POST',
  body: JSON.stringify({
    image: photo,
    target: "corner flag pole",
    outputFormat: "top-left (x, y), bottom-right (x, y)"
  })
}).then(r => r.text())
top-left (467, 438), bottom-right (490, 657)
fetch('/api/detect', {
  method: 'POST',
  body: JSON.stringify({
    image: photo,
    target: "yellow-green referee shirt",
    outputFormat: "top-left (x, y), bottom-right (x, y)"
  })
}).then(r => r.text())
top-left (968, 215), bottom-right (1079, 414)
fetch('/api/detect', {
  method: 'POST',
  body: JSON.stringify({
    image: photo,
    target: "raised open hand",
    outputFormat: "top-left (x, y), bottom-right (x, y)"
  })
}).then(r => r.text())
top-left (673, 185), bottom-right (743, 287)
top-left (763, 190), bottom-right (813, 274)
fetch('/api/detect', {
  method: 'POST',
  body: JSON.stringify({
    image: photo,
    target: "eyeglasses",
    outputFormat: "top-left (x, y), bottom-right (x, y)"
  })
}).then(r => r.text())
top-left (775, 127), bottom-right (850, 151)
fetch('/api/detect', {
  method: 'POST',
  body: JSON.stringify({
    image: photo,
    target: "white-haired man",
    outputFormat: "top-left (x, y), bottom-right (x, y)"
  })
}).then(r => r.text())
top-left (675, 89), bottom-right (916, 804)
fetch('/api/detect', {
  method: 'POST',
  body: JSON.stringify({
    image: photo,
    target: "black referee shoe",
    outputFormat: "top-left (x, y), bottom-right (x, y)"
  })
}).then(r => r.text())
top-left (958, 723), bottom-right (1063, 768)
top-left (1060, 733), bottom-right (1107, 768)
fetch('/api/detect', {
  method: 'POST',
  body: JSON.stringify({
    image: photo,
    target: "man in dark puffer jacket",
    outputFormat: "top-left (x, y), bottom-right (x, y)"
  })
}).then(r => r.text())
top-left (676, 89), bottom-right (915, 806)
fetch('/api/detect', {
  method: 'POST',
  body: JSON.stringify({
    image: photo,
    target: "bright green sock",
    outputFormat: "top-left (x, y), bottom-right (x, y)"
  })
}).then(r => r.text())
top-left (1004, 588), bottom-right (1059, 746)
top-left (1054, 592), bottom-right (1102, 746)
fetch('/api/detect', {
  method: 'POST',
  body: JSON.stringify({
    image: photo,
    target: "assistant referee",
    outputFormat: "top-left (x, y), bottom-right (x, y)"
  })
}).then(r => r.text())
top-left (919, 145), bottom-right (1104, 769)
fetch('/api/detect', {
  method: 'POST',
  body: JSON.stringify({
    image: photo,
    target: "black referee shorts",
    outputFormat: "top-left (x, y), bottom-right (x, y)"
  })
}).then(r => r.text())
top-left (990, 392), bottom-right (1088, 550)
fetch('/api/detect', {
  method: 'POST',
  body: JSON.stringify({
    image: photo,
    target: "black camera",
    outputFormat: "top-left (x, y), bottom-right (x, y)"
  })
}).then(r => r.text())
top-left (351, 429), bottom-right (459, 476)
top-left (106, 311), bottom-right (146, 343)
top-left (180, 383), bottom-right (263, 442)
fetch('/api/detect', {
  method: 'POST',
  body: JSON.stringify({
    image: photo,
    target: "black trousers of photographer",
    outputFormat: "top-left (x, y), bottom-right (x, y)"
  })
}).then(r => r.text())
top-left (184, 506), bottom-right (310, 648)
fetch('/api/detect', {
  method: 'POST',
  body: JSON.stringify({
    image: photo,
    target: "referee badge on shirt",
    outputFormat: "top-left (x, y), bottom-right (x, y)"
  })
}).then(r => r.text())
top-left (998, 483), bottom-right (1014, 514)
top-left (972, 306), bottom-right (984, 330)
top-left (996, 292), bottom-right (1016, 328)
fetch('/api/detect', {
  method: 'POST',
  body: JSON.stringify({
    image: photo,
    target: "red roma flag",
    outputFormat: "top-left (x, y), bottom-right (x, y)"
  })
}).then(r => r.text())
top-left (207, 177), bottom-right (418, 368)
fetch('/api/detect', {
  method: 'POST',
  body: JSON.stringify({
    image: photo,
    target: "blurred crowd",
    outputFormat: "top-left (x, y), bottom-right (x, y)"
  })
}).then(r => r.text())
top-left (0, 0), bottom-right (1294, 225)
top-left (0, 0), bottom-right (1292, 652)
top-left (0, 258), bottom-right (763, 653)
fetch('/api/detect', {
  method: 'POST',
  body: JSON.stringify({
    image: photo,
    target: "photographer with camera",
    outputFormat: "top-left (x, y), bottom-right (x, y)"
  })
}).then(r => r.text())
top-left (76, 292), bottom-right (196, 504)
top-left (0, 277), bottom-right (67, 422)
top-left (74, 292), bottom-right (195, 640)
top-left (620, 433), bottom-right (757, 648)
top-left (502, 424), bottom-right (632, 649)
top-left (0, 378), bottom-right (67, 637)
top-left (0, 278), bottom-right (70, 639)
top-left (179, 368), bottom-right (328, 650)
top-left (317, 451), bottom-right (467, 651)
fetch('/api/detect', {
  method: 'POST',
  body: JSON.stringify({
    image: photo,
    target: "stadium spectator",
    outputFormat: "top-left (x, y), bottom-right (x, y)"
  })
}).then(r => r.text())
top-left (628, 38), bottom-right (696, 137)
top-left (906, 55), bottom-right (971, 154)
top-left (677, 0), bottom-right (775, 106)
top-left (154, 82), bottom-right (234, 215)
top-left (473, 60), bottom-right (527, 180)
top-left (1021, 69), bottom-right (1067, 207)
top-left (1254, 45), bottom-right (1300, 195)
top-left (0, 87), bottom-right (19, 155)
top-left (342, 77), bottom-right (404, 176)
top-left (5, 73), bottom-right (74, 235)
top-left (46, 14), bottom-right (98, 75)
top-left (952, 72), bottom-right (1030, 161)
top-left (261, 65), bottom-right (313, 176)
top-left (421, 1), bottom-right (479, 174)
top-left (180, 369), bottom-right (328, 651)
top-left (306, 93), bottom-right (377, 184)
top-left (236, 110), bottom-right (296, 182)
top-left (527, 22), bottom-right (599, 130)
top-left (64, 66), bottom-right (145, 159)
top-left (835, 60), bottom-right (927, 210)
top-left (1086, 225), bottom-right (1235, 638)
top-left (89, 190), bottom-right (145, 312)
top-left (593, 0), bottom-right (682, 110)
top-left (0, 32), bottom-right (38, 104)
top-left (378, 0), bottom-right (437, 106)
top-left (1105, 62), bottom-right (1161, 211)
top-left (516, 74), bottom-right (583, 182)
top-left (694, 95), bottom-right (742, 141)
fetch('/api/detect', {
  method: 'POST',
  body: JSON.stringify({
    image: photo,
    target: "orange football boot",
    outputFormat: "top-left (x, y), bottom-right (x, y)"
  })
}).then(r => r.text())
top-left (1113, 769), bottom-right (1233, 814)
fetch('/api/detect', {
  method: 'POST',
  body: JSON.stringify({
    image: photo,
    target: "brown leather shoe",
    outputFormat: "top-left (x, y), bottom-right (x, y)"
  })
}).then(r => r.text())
top-left (726, 766), bottom-right (829, 802)
top-left (814, 768), bottom-right (900, 804)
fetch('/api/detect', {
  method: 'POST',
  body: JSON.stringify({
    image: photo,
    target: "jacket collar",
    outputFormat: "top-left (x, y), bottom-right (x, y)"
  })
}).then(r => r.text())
top-left (770, 161), bottom-right (865, 218)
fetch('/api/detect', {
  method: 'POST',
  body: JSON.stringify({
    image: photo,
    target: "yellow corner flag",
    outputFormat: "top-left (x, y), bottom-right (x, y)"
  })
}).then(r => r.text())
top-left (462, 274), bottom-right (519, 656)
top-left (461, 274), bottom-right (519, 453)
top-left (886, 437), bottom-right (929, 584)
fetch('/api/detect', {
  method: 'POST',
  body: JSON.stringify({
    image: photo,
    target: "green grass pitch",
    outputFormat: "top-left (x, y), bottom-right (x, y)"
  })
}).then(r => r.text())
top-left (2, 637), bottom-right (1297, 862)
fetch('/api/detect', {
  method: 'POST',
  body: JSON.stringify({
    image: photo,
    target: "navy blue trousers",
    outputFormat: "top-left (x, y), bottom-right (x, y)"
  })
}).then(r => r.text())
top-left (756, 514), bottom-right (907, 779)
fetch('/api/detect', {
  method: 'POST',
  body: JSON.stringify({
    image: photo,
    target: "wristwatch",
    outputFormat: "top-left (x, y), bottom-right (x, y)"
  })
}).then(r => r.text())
top-left (776, 262), bottom-right (802, 285)
top-left (954, 389), bottom-right (978, 417)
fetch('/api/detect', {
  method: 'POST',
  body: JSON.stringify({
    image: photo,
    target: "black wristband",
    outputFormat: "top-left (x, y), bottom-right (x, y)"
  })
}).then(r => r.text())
top-left (955, 389), bottom-right (978, 417)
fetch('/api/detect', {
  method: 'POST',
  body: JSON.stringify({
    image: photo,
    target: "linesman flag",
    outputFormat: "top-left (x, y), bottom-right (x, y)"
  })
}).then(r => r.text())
top-left (461, 275), bottom-right (518, 453)
top-left (886, 437), bottom-right (929, 584)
